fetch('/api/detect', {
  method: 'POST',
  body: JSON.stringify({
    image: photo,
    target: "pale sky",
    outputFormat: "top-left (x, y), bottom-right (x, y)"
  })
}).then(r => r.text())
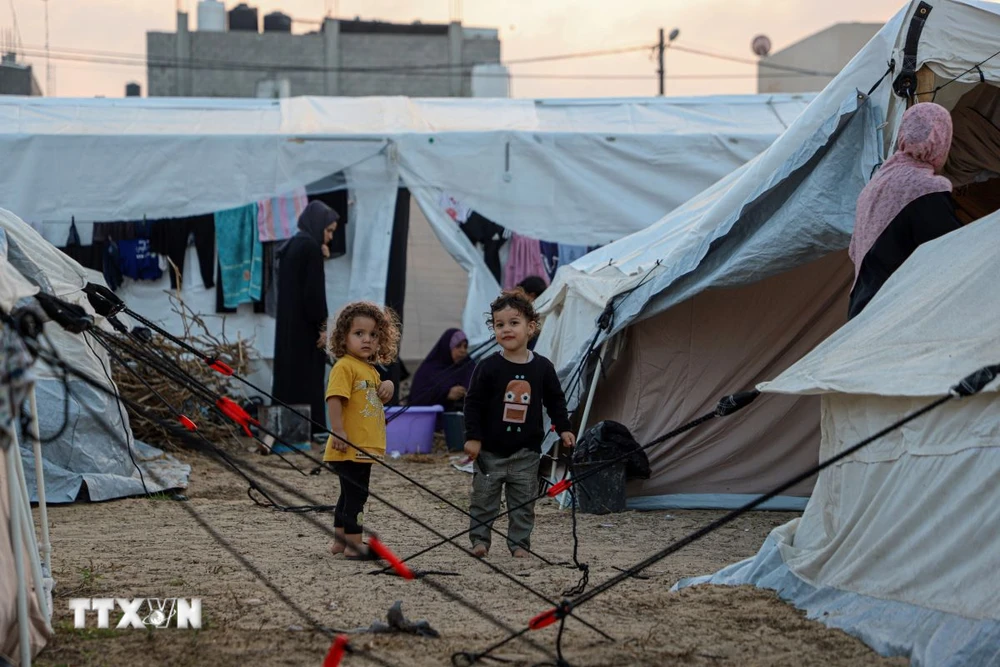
top-left (7, 0), bottom-right (912, 99)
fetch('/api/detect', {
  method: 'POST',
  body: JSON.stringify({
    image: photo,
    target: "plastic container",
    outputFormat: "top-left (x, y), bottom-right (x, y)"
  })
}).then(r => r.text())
top-left (258, 404), bottom-right (312, 454)
top-left (574, 460), bottom-right (627, 515)
top-left (442, 412), bottom-right (466, 452)
top-left (385, 405), bottom-right (444, 455)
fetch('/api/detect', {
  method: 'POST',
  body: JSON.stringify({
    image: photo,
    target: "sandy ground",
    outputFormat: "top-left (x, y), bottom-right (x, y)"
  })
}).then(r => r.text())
top-left (33, 446), bottom-right (907, 667)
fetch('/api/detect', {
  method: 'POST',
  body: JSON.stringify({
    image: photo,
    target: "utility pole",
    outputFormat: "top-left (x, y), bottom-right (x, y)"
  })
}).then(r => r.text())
top-left (657, 28), bottom-right (665, 96)
top-left (42, 0), bottom-right (52, 96)
top-left (657, 28), bottom-right (679, 97)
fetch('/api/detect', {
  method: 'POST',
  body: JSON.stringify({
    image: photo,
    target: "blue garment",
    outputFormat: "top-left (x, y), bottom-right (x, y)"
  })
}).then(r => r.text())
top-left (558, 243), bottom-right (589, 269)
top-left (215, 204), bottom-right (262, 309)
top-left (539, 241), bottom-right (560, 280)
top-left (117, 238), bottom-right (162, 281)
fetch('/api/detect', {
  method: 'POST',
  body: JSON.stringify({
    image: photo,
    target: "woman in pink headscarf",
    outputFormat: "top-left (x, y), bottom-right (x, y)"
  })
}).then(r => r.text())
top-left (848, 102), bottom-right (962, 319)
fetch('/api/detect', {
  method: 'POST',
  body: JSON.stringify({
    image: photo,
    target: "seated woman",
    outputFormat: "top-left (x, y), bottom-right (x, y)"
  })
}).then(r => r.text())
top-left (848, 102), bottom-right (962, 319)
top-left (408, 328), bottom-right (474, 411)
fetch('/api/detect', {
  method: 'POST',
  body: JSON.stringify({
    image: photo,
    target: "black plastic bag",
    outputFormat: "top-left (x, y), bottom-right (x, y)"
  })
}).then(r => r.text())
top-left (572, 420), bottom-right (650, 480)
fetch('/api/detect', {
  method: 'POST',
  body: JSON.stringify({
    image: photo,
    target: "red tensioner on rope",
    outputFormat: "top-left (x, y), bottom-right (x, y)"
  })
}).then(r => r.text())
top-left (528, 607), bottom-right (560, 630)
top-left (546, 479), bottom-right (572, 498)
top-left (322, 634), bottom-right (351, 667)
top-left (528, 600), bottom-right (572, 630)
top-left (179, 415), bottom-right (198, 431)
top-left (215, 396), bottom-right (258, 437)
top-left (368, 537), bottom-right (415, 580)
top-left (206, 358), bottom-right (234, 376)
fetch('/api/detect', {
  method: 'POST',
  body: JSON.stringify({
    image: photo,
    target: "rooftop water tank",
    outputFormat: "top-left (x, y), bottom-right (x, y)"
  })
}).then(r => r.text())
top-left (228, 3), bottom-right (259, 32)
top-left (197, 0), bottom-right (225, 32)
top-left (263, 11), bottom-right (292, 33)
top-left (472, 63), bottom-right (510, 98)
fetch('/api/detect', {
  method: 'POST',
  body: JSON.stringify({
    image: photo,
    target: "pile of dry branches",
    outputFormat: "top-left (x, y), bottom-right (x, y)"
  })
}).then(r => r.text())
top-left (107, 294), bottom-right (257, 450)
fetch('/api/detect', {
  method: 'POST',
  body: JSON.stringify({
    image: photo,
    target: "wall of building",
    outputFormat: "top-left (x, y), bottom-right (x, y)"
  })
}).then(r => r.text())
top-left (758, 23), bottom-right (881, 94)
top-left (0, 63), bottom-right (41, 96)
top-left (148, 14), bottom-right (500, 98)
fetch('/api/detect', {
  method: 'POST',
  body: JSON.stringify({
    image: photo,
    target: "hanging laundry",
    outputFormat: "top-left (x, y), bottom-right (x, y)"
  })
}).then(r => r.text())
top-left (117, 237), bottom-right (162, 281)
top-left (557, 243), bottom-right (590, 269)
top-left (59, 218), bottom-right (100, 271)
top-left (263, 242), bottom-right (280, 318)
top-left (539, 241), bottom-right (560, 280)
top-left (215, 204), bottom-right (262, 309)
top-left (149, 215), bottom-right (216, 289)
top-left (503, 233), bottom-right (550, 291)
top-left (257, 187), bottom-right (309, 242)
top-left (461, 212), bottom-right (506, 284)
top-left (103, 239), bottom-right (123, 291)
top-left (439, 192), bottom-right (471, 224)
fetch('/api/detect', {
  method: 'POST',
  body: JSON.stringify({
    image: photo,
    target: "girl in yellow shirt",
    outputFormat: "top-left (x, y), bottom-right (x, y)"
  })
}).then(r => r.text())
top-left (323, 301), bottom-right (400, 559)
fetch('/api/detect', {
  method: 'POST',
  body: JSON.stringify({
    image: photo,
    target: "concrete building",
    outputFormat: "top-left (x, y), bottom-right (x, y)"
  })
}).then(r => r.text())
top-left (0, 53), bottom-right (42, 96)
top-left (758, 23), bottom-right (881, 94)
top-left (147, 10), bottom-right (501, 98)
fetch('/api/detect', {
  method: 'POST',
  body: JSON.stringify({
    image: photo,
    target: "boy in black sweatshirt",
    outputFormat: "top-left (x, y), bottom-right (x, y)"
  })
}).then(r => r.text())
top-left (463, 290), bottom-right (575, 558)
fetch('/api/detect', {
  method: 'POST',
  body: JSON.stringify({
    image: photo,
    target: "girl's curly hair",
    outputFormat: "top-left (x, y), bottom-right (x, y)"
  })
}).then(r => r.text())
top-left (485, 288), bottom-right (541, 334)
top-left (326, 301), bottom-right (400, 365)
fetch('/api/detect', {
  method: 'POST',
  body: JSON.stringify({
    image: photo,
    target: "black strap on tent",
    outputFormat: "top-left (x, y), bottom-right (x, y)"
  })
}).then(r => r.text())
top-left (867, 59), bottom-right (896, 97)
top-left (892, 1), bottom-right (934, 100)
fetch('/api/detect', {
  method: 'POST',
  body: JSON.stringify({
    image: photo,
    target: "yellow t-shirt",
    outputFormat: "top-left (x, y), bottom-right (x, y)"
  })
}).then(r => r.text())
top-left (322, 355), bottom-right (386, 463)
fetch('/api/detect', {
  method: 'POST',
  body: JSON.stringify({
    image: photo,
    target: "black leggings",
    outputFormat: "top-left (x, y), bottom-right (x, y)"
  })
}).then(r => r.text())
top-left (333, 462), bottom-right (372, 535)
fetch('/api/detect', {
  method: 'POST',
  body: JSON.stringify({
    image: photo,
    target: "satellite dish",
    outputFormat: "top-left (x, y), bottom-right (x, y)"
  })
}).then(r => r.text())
top-left (752, 34), bottom-right (772, 57)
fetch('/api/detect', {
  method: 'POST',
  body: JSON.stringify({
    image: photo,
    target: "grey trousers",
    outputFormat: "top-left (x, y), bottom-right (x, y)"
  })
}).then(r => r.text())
top-left (469, 448), bottom-right (540, 553)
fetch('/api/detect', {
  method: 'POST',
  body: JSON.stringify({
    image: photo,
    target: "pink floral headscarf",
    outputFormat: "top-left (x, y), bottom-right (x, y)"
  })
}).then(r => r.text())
top-left (849, 102), bottom-right (954, 281)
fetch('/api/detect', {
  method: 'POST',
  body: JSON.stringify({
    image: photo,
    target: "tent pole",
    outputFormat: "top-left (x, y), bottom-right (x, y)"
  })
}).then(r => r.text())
top-left (576, 340), bottom-right (609, 442)
top-left (6, 445), bottom-right (33, 667)
top-left (555, 339), bottom-right (609, 509)
top-left (12, 431), bottom-right (51, 629)
top-left (28, 387), bottom-right (52, 578)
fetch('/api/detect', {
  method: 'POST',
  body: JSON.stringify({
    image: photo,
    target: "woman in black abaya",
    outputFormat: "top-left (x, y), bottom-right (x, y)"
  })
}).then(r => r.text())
top-left (272, 201), bottom-right (339, 436)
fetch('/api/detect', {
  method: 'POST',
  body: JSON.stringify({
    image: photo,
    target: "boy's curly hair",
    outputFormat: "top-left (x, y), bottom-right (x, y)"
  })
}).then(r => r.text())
top-left (485, 288), bottom-right (541, 334)
top-left (326, 301), bottom-right (400, 365)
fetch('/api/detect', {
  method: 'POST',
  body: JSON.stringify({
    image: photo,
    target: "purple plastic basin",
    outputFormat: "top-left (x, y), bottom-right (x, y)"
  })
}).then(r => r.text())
top-left (385, 405), bottom-right (444, 455)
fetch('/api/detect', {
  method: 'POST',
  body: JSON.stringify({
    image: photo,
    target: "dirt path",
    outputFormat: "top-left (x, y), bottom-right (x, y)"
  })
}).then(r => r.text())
top-left (34, 449), bottom-right (906, 666)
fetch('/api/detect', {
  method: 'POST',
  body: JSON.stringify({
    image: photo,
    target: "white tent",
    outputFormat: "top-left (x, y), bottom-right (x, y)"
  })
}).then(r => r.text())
top-left (535, 0), bottom-right (1000, 510)
top-left (0, 223), bottom-right (50, 665)
top-left (0, 93), bottom-right (811, 369)
top-left (679, 211), bottom-right (1000, 665)
top-left (0, 208), bottom-right (191, 504)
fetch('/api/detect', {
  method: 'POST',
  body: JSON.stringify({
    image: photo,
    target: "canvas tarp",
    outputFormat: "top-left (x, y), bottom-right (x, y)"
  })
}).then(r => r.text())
top-left (679, 212), bottom-right (1000, 665)
top-left (0, 449), bottom-right (50, 665)
top-left (0, 207), bottom-right (191, 503)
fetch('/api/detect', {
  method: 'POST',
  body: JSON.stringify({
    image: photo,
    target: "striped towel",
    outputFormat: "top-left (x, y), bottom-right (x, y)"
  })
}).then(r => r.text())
top-left (257, 187), bottom-right (308, 242)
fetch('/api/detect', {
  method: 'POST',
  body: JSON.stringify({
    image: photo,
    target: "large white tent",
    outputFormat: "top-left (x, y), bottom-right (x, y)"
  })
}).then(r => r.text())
top-left (535, 0), bottom-right (1000, 509)
top-left (679, 211), bottom-right (1000, 665)
top-left (0, 208), bottom-right (190, 503)
top-left (0, 93), bottom-right (811, 369)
